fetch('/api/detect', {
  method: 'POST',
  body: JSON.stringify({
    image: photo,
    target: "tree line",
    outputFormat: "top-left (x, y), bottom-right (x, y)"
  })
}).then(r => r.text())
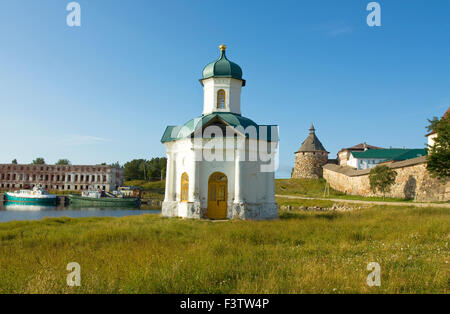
top-left (9, 157), bottom-right (167, 181)
top-left (10, 158), bottom-right (123, 167)
top-left (123, 158), bottom-right (167, 181)
top-left (11, 158), bottom-right (73, 165)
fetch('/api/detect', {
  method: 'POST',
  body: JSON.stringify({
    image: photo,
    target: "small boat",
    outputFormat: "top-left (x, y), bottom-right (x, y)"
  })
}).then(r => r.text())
top-left (5, 185), bottom-right (57, 206)
top-left (68, 190), bottom-right (140, 207)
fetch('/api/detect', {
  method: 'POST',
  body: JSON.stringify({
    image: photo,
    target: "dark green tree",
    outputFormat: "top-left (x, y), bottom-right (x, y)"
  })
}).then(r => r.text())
top-left (369, 165), bottom-right (397, 199)
top-left (144, 157), bottom-right (167, 180)
top-left (32, 157), bottom-right (45, 165)
top-left (124, 158), bottom-right (167, 181)
top-left (111, 161), bottom-right (122, 169)
top-left (124, 159), bottom-right (146, 181)
top-left (11, 159), bottom-right (17, 164)
top-left (426, 113), bottom-right (450, 180)
top-left (56, 159), bottom-right (71, 165)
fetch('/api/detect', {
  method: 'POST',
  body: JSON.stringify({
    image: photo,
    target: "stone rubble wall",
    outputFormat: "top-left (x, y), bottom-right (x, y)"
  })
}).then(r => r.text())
top-left (323, 156), bottom-right (449, 202)
top-left (279, 203), bottom-right (366, 212)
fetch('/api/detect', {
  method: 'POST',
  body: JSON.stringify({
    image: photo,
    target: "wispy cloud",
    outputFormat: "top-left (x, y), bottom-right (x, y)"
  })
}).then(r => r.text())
top-left (329, 25), bottom-right (353, 36)
top-left (56, 135), bottom-right (111, 146)
top-left (312, 21), bottom-right (354, 37)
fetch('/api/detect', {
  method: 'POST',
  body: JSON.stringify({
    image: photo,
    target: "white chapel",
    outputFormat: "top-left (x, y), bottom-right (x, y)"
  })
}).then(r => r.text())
top-left (161, 45), bottom-right (278, 220)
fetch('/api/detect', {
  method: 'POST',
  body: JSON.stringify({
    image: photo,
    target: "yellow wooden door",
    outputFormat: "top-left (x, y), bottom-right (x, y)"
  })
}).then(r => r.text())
top-left (207, 172), bottom-right (227, 219)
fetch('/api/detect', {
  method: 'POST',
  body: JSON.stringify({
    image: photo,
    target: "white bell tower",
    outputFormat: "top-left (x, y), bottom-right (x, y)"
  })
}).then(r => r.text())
top-left (200, 45), bottom-right (245, 116)
top-left (201, 77), bottom-right (243, 115)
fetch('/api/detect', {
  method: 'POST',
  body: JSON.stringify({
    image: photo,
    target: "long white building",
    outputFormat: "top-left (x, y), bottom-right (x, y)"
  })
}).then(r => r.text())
top-left (347, 149), bottom-right (427, 170)
top-left (0, 164), bottom-right (123, 192)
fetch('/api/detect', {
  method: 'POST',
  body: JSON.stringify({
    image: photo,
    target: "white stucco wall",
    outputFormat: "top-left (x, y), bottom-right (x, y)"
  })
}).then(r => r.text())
top-left (347, 154), bottom-right (387, 170)
top-left (347, 155), bottom-right (358, 169)
top-left (162, 137), bottom-right (277, 219)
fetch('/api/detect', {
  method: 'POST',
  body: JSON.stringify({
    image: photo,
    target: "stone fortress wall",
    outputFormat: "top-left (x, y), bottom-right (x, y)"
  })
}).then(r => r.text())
top-left (323, 156), bottom-right (449, 202)
top-left (292, 151), bottom-right (328, 179)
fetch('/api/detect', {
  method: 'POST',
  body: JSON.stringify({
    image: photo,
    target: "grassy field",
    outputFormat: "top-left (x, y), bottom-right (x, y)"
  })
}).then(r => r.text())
top-left (0, 205), bottom-right (448, 294)
top-left (276, 197), bottom-right (335, 208)
top-left (275, 178), bottom-right (414, 202)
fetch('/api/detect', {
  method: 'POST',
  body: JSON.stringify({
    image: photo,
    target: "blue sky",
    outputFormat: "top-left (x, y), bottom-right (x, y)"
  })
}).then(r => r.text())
top-left (0, 0), bottom-right (448, 178)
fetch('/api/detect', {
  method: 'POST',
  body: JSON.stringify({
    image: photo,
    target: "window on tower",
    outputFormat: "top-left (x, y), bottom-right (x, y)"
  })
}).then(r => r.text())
top-left (217, 89), bottom-right (226, 109)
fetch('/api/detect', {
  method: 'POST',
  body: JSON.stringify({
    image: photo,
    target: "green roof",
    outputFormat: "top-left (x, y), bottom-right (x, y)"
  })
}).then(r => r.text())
top-left (161, 112), bottom-right (277, 143)
top-left (201, 45), bottom-right (244, 85)
top-left (351, 149), bottom-right (427, 161)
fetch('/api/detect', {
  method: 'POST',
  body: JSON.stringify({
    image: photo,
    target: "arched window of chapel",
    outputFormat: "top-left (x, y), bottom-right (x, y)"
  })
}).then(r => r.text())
top-left (217, 89), bottom-right (226, 109)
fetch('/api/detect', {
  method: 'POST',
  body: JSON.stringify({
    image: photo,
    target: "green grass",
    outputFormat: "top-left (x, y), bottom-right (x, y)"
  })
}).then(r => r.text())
top-left (124, 180), bottom-right (165, 200)
top-left (275, 178), bottom-right (416, 202)
top-left (0, 205), bottom-right (448, 294)
top-left (276, 197), bottom-right (335, 208)
top-left (275, 178), bottom-right (343, 197)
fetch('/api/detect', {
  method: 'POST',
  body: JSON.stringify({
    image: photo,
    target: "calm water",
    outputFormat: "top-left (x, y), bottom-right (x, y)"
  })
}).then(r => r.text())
top-left (0, 201), bottom-right (161, 223)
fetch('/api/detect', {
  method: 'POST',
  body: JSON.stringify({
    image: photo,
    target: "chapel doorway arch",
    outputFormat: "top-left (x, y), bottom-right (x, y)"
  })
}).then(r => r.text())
top-left (207, 172), bottom-right (228, 219)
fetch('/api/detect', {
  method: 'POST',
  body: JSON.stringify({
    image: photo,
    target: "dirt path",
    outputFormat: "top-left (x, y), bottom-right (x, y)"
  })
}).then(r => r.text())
top-left (275, 194), bottom-right (450, 208)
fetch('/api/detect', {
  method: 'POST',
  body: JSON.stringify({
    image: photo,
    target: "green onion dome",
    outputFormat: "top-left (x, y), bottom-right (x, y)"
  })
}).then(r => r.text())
top-left (202, 45), bottom-right (243, 81)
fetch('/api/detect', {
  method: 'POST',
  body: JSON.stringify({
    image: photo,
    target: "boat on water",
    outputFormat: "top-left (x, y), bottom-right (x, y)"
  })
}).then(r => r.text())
top-left (69, 190), bottom-right (140, 207)
top-left (5, 185), bottom-right (57, 206)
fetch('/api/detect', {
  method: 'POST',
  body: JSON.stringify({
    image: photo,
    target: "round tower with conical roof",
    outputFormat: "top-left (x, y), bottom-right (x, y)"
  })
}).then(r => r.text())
top-left (292, 124), bottom-right (329, 179)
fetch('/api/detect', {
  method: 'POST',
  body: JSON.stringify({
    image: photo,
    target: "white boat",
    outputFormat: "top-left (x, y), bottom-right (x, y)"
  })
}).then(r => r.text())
top-left (5, 185), bottom-right (57, 205)
top-left (81, 190), bottom-right (103, 198)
